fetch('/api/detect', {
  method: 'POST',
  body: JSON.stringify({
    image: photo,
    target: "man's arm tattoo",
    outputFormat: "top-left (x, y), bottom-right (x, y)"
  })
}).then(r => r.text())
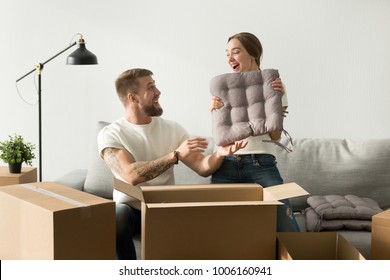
top-left (133, 155), bottom-right (174, 181)
top-left (103, 148), bottom-right (123, 175)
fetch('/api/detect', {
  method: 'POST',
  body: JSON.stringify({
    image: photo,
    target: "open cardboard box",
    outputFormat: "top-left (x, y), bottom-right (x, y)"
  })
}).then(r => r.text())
top-left (371, 209), bottom-right (390, 260)
top-left (277, 232), bottom-right (365, 260)
top-left (0, 182), bottom-right (115, 260)
top-left (115, 178), bottom-right (308, 260)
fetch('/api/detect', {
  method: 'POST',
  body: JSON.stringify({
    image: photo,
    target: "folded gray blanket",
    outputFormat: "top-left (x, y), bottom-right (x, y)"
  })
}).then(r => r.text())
top-left (305, 195), bottom-right (383, 232)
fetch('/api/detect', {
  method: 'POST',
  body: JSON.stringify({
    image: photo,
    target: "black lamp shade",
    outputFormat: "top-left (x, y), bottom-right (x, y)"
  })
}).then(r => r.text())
top-left (66, 41), bottom-right (98, 65)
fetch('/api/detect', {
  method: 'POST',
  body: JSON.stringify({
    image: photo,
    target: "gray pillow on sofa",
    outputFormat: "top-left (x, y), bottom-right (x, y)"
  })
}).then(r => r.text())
top-left (307, 195), bottom-right (382, 220)
top-left (305, 194), bottom-right (383, 232)
top-left (83, 121), bottom-right (114, 199)
top-left (210, 69), bottom-right (283, 146)
top-left (305, 208), bottom-right (373, 231)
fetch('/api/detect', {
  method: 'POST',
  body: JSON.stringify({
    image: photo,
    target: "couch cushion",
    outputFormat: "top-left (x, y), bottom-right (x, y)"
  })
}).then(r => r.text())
top-left (210, 70), bottom-right (283, 146)
top-left (276, 138), bottom-right (390, 212)
top-left (305, 195), bottom-right (382, 232)
top-left (83, 121), bottom-right (114, 199)
top-left (307, 195), bottom-right (382, 220)
top-left (305, 208), bottom-right (373, 232)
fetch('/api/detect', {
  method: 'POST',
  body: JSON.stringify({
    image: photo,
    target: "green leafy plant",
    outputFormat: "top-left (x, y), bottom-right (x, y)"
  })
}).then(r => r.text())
top-left (0, 134), bottom-right (36, 166)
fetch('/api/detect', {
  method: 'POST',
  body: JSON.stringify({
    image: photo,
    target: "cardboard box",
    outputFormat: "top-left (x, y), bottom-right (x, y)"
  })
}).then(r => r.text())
top-left (371, 209), bottom-right (390, 260)
top-left (0, 182), bottom-right (115, 260)
top-left (277, 232), bottom-right (365, 260)
top-left (0, 166), bottom-right (37, 186)
top-left (115, 178), bottom-right (308, 260)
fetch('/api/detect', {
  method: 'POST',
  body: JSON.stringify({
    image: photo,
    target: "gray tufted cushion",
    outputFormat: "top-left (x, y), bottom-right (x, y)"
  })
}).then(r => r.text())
top-left (305, 208), bottom-right (373, 231)
top-left (83, 121), bottom-right (114, 199)
top-left (307, 195), bottom-right (382, 220)
top-left (210, 69), bottom-right (283, 146)
top-left (305, 195), bottom-right (383, 232)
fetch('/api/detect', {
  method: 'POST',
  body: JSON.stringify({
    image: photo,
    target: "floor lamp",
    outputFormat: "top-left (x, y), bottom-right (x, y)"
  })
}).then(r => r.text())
top-left (16, 34), bottom-right (98, 182)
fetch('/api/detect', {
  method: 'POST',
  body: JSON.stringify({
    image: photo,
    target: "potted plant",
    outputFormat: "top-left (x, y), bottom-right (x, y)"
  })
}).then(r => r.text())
top-left (0, 134), bottom-right (36, 173)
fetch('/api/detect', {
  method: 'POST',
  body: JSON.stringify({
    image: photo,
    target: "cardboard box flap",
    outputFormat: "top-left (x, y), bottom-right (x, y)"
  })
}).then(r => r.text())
top-left (114, 178), bottom-right (144, 201)
top-left (114, 179), bottom-right (308, 205)
top-left (263, 182), bottom-right (309, 202)
top-left (141, 183), bottom-right (264, 203)
top-left (146, 200), bottom-right (283, 209)
top-left (336, 234), bottom-right (366, 260)
top-left (114, 180), bottom-right (266, 203)
top-left (277, 232), bottom-right (365, 260)
top-left (142, 183), bottom-right (259, 191)
top-left (0, 182), bottom-right (109, 211)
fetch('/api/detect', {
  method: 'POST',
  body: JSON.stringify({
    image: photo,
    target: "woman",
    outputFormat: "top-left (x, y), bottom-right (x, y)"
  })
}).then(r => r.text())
top-left (210, 32), bottom-right (299, 232)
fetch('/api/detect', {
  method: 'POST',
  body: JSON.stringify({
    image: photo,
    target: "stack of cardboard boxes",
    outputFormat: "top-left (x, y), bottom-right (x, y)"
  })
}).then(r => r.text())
top-left (114, 179), bottom-right (369, 260)
top-left (1, 177), bottom-right (388, 260)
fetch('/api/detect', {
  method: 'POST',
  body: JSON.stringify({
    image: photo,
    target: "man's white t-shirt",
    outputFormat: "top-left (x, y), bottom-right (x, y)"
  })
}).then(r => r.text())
top-left (97, 117), bottom-right (189, 207)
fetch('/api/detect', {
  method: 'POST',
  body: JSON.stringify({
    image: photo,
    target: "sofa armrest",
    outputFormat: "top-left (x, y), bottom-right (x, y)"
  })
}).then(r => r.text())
top-left (53, 169), bottom-right (87, 191)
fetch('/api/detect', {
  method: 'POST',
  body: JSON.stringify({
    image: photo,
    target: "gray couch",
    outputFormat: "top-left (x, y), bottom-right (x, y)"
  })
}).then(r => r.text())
top-left (55, 121), bottom-right (390, 259)
top-left (276, 138), bottom-right (390, 259)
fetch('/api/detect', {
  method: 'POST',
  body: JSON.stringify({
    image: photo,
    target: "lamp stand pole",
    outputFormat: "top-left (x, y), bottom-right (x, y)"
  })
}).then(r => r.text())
top-left (17, 42), bottom-right (77, 182)
top-left (36, 64), bottom-right (43, 182)
top-left (16, 35), bottom-right (98, 182)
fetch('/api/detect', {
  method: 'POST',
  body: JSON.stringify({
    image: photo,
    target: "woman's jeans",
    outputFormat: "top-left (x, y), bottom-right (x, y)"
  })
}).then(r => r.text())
top-left (116, 203), bottom-right (141, 260)
top-left (211, 154), bottom-right (300, 232)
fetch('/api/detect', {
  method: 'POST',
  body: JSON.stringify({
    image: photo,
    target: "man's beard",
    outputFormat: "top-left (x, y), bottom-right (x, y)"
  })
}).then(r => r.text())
top-left (143, 104), bottom-right (163, 117)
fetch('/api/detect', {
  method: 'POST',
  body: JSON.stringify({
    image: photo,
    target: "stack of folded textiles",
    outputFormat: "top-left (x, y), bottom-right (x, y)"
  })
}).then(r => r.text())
top-left (305, 194), bottom-right (383, 232)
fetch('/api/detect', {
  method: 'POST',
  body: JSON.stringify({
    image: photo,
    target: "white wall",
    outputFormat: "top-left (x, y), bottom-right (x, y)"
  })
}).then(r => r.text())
top-left (1, 0), bottom-right (390, 180)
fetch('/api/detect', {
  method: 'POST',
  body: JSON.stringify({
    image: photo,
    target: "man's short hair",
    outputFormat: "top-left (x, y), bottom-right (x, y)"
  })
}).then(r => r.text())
top-left (115, 68), bottom-right (153, 105)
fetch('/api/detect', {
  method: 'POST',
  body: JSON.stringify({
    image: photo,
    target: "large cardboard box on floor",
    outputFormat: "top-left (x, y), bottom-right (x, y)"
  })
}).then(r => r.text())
top-left (371, 209), bottom-right (390, 260)
top-left (277, 232), bottom-right (365, 260)
top-left (0, 182), bottom-right (115, 260)
top-left (115, 178), bottom-right (308, 260)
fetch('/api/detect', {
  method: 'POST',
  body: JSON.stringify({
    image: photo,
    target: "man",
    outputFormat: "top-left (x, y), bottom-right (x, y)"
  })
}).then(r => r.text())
top-left (98, 68), bottom-right (246, 259)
